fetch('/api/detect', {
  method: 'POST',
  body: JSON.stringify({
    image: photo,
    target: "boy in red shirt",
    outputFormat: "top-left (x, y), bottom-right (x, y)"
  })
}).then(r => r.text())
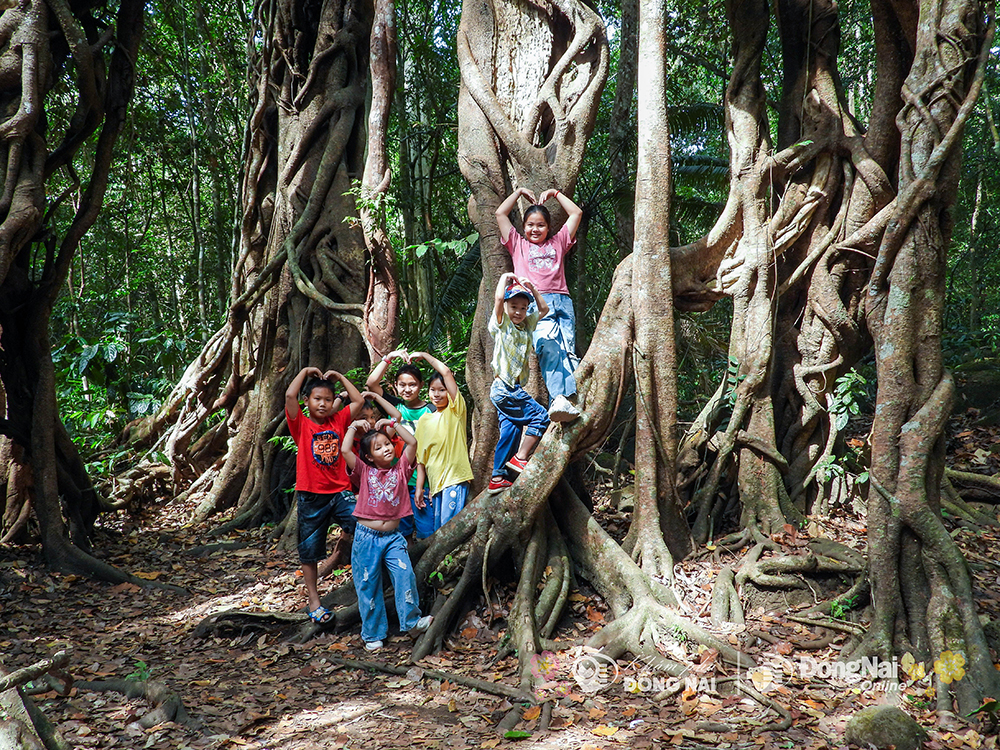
top-left (284, 366), bottom-right (365, 623)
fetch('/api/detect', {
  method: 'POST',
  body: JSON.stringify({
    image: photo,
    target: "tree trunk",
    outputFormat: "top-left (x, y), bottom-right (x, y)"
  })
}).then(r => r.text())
top-left (861, 0), bottom-right (999, 713)
top-left (0, 0), bottom-right (145, 580)
top-left (133, 0), bottom-right (373, 534)
top-left (456, 0), bottom-right (608, 486)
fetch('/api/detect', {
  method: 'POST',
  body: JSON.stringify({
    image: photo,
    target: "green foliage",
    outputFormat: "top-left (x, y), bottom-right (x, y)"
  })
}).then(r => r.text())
top-left (267, 436), bottom-right (297, 453)
top-left (830, 369), bottom-right (871, 432)
top-left (830, 594), bottom-right (860, 618)
top-left (127, 660), bottom-right (152, 681)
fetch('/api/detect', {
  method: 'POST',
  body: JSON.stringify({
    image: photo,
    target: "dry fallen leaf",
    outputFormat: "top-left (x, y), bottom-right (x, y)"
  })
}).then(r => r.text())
top-left (522, 706), bottom-right (541, 721)
top-left (592, 725), bottom-right (618, 737)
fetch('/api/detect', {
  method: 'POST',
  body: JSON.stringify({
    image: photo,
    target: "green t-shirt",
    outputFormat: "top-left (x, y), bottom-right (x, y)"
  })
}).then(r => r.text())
top-left (385, 394), bottom-right (435, 487)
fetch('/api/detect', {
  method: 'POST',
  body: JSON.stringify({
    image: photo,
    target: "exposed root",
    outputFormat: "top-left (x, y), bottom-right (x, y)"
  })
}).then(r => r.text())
top-left (75, 679), bottom-right (192, 728)
top-left (946, 468), bottom-right (1000, 504)
top-left (323, 655), bottom-right (533, 703)
top-left (552, 480), bottom-right (751, 670)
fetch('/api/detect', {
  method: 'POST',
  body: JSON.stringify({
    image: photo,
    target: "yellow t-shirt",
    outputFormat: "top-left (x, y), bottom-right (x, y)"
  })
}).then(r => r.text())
top-left (414, 390), bottom-right (474, 496)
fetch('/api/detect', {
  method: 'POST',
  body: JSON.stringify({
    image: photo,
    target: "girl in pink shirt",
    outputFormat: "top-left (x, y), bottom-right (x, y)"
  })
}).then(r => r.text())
top-left (495, 187), bottom-right (584, 423)
top-left (343, 418), bottom-right (431, 651)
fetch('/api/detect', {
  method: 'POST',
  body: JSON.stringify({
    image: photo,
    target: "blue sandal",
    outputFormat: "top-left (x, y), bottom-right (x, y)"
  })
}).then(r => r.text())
top-left (307, 605), bottom-right (333, 624)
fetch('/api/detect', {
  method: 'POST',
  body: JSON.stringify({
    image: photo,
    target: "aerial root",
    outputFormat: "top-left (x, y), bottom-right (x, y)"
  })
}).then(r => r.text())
top-left (412, 520), bottom-right (490, 660)
top-left (710, 566), bottom-right (744, 626)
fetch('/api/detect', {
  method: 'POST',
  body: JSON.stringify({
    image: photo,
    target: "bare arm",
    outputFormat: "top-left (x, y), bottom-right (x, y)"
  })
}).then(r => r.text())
top-left (495, 187), bottom-right (536, 244)
top-left (343, 419), bottom-right (369, 472)
top-left (363, 390), bottom-right (401, 420)
top-left (365, 349), bottom-right (408, 396)
top-left (522, 278), bottom-right (549, 318)
top-left (414, 464), bottom-right (428, 509)
top-left (539, 188), bottom-right (583, 240)
top-left (285, 366), bottom-right (323, 417)
top-left (494, 272), bottom-right (516, 324)
top-left (378, 417), bottom-right (416, 464)
top-left (325, 370), bottom-right (364, 418)
top-left (409, 352), bottom-right (458, 401)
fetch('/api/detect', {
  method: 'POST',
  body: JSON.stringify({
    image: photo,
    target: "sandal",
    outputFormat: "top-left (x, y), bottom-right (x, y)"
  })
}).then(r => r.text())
top-left (307, 605), bottom-right (333, 624)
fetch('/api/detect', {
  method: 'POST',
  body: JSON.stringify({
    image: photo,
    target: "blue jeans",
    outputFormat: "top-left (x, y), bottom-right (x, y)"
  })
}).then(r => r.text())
top-left (431, 482), bottom-right (469, 532)
top-left (533, 293), bottom-right (577, 402)
top-left (351, 524), bottom-right (423, 642)
top-left (397, 485), bottom-right (434, 539)
top-left (296, 490), bottom-right (357, 564)
top-left (490, 379), bottom-right (550, 477)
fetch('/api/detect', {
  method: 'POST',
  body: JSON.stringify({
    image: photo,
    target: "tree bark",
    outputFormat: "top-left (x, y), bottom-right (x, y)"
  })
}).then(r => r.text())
top-left (456, 0), bottom-right (609, 486)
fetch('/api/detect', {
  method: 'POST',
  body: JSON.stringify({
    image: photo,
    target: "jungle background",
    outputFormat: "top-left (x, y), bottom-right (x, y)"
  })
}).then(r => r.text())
top-left (2, 0), bottom-right (1000, 746)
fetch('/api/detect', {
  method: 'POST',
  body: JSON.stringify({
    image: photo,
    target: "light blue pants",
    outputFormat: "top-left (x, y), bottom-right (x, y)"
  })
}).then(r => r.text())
top-left (431, 482), bottom-right (469, 532)
top-left (533, 293), bottom-right (577, 402)
top-left (351, 524), bottom-right (423, 643)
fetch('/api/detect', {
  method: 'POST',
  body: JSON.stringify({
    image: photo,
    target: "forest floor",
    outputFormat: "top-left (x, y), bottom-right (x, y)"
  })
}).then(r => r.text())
top-left (4, 410), bottom-right (1000, 749)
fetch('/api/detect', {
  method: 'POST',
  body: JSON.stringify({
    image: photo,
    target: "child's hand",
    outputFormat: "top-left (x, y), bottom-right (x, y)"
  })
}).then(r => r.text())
top-left (303, 366), bottom-right (324, 379)
top-left (520, 277), bottom-right (537, 292)
top-left (519, 186), bottom-right (537, 203)
top-left (322, 369), bottom-right (342, 382)
top-left (538, 188), bottom-right (559, 203)
top-left (349, 419), bottom-right (370, 432)
top-left (408, 351), bottom-right (426, 362)
top-left (361, 390), bottom-right (378, 401)
top-left (374, 418), bottom-right (396, 432)
top-left (414, 494), bottom-right (428, 509)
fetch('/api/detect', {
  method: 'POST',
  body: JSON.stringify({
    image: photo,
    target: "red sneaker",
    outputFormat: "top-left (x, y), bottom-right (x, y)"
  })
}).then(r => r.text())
top-left (505, 455), bottom-right (528, 473)
top-left (488, 477), bottom-right (513, 492)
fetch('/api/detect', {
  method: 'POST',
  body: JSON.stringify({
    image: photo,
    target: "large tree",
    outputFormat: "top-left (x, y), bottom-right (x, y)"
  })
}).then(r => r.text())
top-left (127, 0), bottom-right (374, 538)
top-left (0, 0), bottom-right (144, 578)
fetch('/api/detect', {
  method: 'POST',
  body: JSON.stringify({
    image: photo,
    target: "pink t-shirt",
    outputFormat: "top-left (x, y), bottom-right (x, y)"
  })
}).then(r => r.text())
top-left (503, 224), bottom-right (575, 294)
top-left (351, 452), bottom-right (415, 521)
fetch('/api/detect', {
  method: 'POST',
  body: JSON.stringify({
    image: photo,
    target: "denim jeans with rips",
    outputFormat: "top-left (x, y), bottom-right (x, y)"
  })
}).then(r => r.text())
top-left (351, 524), bottom-right (423, 643)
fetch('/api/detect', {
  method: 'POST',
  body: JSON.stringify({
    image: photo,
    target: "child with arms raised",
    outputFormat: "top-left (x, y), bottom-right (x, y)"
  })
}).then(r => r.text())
top-left (343, 418), bottom-right (432, 651)
top-left (284, 366), bottom-right (365, 624)
top-left (410, 352), bottom-right (473, 532)
top-left (496, 187), bottom-right (584, 422)
top-left (366, 352), bottom-right (435, 538)
top-left (487, 273), bottom-right (551, 491)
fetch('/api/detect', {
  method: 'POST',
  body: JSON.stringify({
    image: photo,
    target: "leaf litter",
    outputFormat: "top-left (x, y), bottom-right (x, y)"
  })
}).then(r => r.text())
top-left (2, 410), bottom-right (999, 748)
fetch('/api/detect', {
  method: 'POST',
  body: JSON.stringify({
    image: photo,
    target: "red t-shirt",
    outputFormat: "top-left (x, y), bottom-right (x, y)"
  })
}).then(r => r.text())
top-left (503, 224), bottom-right (575, 294)
top-left (286, 406), bottom-right (352, 493)
top-left (351, 452), bottom-right (415, 521)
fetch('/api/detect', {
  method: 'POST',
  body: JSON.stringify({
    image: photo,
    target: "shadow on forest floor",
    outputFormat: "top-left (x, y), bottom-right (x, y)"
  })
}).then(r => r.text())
top-left (3, 408), bottom-right (1000, 748)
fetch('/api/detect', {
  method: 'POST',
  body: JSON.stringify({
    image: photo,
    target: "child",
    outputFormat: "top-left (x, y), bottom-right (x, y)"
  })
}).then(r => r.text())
top-left (496, 187), bottom-right (584, 422)
top-left (488, 273), bottom-right (551, 491)
top-left (343, 418), bottom-right (433, 651)
top-left (284, 366), bottom-right (365, 624)
top-left (366, 351), bottom-right (436, 539)
top-left (410, 352), bottom-right (474, 532)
